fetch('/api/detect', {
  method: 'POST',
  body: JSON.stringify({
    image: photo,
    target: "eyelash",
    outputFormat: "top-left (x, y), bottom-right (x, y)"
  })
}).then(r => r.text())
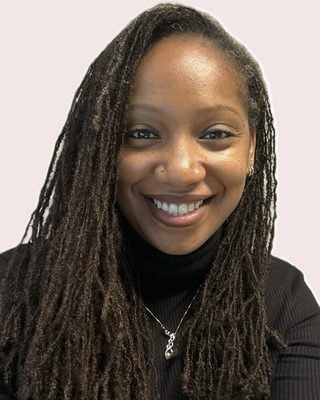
top-left (200, 129), bottom-right (235, 140)
top-left (127, 128), bottom-right (160, 139)
top-left (126, 128), bottom-right (235, 140)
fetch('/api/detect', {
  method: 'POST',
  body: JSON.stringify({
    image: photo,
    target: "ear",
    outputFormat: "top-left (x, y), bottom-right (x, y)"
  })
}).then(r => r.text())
top-left (247, 132), bottom-right (256, 175)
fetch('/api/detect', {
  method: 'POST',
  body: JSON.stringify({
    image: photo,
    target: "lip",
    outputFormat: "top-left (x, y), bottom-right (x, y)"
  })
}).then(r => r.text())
top-left (144, 195), bottom-right (212, 228)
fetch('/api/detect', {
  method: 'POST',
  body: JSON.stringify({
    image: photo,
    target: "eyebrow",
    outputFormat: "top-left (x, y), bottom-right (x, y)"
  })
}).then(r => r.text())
top-left (128, 103), bottom-right (245, 121)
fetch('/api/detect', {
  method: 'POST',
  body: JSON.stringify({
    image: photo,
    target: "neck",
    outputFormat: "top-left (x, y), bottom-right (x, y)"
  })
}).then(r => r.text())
top-left (122, 221), bottom-right (223, 302)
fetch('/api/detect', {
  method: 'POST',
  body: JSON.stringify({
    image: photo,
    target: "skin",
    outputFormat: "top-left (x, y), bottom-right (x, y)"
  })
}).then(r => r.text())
top-left (117, 36), bottom-right (255, 255)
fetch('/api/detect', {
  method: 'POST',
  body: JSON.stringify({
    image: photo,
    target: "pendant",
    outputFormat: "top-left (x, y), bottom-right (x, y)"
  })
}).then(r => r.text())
top-left (164, 332), bottom-right (176, 360)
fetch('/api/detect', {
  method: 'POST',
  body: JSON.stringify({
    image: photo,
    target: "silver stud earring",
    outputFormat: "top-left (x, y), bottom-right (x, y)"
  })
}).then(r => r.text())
top-left (248, 158), bottom-right (254, 177)
top-left (248, 166), bottom-right (254, 177)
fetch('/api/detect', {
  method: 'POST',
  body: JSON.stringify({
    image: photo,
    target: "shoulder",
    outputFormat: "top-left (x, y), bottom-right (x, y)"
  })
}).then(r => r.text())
top-left (266, 256), bottom-right (320, 335)
top-left (267, 260), bottom-right (320, 398)
top-left (0, 249), bottom-right (18, 399)
top-left (0, 246), bottom-right (30, 286)
top-left (0, 248), bottom-right (16, 280)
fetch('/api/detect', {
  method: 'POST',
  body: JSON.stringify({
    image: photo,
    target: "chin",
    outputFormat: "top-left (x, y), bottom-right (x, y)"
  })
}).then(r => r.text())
top-left (146, 235), bottom-right (210, 255)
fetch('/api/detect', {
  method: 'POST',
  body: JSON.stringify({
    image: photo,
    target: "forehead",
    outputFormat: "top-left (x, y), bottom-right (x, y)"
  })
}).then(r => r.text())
top-left (131, 36), bottom-right (247, 115)
top-left (139, 36), bottom-right (231, 75)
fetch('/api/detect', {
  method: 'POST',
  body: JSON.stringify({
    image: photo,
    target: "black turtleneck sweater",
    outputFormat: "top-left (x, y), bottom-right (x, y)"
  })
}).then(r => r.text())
top-left (122, 226), bottom-right (320, 400)
top-left (124, 226), bottom-right (222, 399)
top-left (1, 230), bottom-right (320, 399)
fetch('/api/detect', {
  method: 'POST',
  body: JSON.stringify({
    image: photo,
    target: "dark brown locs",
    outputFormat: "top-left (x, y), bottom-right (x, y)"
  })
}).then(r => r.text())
top-left (0, 3), bottom-right (283, 399)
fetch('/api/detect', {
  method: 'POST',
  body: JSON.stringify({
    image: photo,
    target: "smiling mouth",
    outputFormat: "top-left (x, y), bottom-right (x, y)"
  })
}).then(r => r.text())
top-left (152, 198), bottom-right (205, 216)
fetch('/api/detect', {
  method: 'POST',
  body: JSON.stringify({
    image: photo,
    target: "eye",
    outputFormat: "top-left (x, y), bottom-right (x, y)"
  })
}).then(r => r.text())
top-left (200, 129), bottom-right (234, 140)
top-left (127, 128), bottom-right (160, 139)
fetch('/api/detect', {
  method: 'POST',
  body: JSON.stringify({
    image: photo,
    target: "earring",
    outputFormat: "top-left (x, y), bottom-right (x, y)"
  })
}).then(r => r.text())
top-left (161, 167), bottom-right (165, 172)
top-left (248, 158), bottom-right (254, 177)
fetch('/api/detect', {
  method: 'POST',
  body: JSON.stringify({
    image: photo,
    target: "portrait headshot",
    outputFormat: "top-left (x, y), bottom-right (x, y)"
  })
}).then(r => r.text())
top-left (0, 1), bottom-right (319, 399)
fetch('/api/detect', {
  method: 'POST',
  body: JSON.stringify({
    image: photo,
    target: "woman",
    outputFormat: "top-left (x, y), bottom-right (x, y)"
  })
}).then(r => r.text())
top-left (0, 3), bottom-right (319, 399)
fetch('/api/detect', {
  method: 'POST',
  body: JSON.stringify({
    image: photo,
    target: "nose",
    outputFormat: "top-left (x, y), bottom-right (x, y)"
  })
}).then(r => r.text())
top-left (155, 138), bottom-right (206, 188)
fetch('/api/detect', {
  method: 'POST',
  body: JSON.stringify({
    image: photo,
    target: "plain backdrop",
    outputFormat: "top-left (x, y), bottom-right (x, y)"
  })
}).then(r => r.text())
top-left (0, 1), bottom-right (319, 302)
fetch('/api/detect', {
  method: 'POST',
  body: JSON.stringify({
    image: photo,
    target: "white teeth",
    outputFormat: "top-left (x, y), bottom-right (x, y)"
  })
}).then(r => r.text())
top-left (152, 199), bottom-right (204, 216)
top-left (178, 204), bottom-right (188, 214)
top-left (168, 204), bottom-right (178, 215)
top-left (162, 202), bottom-right (169, 212)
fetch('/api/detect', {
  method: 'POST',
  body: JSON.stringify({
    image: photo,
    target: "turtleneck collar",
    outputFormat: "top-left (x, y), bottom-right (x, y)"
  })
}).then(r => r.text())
top-left (122, 220), bottom-right (223, 301)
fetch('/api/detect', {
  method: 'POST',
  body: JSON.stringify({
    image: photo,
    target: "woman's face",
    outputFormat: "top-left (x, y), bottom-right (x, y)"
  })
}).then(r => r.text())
top-left (117, 37), bottom-right (255, 255)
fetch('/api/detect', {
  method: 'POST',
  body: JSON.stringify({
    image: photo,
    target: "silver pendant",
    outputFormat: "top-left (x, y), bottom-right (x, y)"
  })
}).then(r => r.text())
top-left (165, 332), bottom-right (176, 360)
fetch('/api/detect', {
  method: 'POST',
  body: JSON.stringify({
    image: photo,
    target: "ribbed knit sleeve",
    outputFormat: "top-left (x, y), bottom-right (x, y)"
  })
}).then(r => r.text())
top-left (267, 257), bottom-right (320, 399)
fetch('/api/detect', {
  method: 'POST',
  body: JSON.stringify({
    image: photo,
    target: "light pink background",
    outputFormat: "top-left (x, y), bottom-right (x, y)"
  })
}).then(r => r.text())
top-left (1, 1), bottom-right (319, 301)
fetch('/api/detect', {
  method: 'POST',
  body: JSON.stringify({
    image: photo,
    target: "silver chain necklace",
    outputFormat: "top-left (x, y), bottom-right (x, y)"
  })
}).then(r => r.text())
top-left (145, 284), bottom-right (202, 360)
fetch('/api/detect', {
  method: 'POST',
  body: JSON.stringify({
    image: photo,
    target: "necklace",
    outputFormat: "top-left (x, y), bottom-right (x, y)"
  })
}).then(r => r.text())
top-left (145, 284), bottom-right (202, 360)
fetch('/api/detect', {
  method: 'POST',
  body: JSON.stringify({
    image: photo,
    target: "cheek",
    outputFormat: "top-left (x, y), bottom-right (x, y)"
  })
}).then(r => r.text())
top-left (117, 153), bottom-right (157, 211)
top-left (211, 161), bottom-right (248, 217)
top-left (207, 148), bottom-right (249, 187)
top-left (118, 154), bottom-right (146, 191)
top-left (117, 166), bottom-right (136, 220)
top-left (119, 151), bottom-right (158, 184)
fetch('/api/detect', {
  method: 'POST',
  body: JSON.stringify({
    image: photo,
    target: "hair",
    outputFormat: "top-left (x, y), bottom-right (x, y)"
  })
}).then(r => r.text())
top-left (0, 3), bottom-right (283, 399)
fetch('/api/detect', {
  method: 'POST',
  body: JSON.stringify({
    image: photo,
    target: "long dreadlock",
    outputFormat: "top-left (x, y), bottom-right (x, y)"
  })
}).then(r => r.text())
top-left (0, 4), bottom-right (282, 399)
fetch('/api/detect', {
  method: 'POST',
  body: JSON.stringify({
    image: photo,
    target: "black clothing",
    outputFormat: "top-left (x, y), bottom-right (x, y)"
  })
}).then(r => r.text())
top-left (124, 226), bottom-right (223, 400)
top-left (1, 235), bottom-right (320, 399)
top-left (125, 228), bottom-right (320, 400)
